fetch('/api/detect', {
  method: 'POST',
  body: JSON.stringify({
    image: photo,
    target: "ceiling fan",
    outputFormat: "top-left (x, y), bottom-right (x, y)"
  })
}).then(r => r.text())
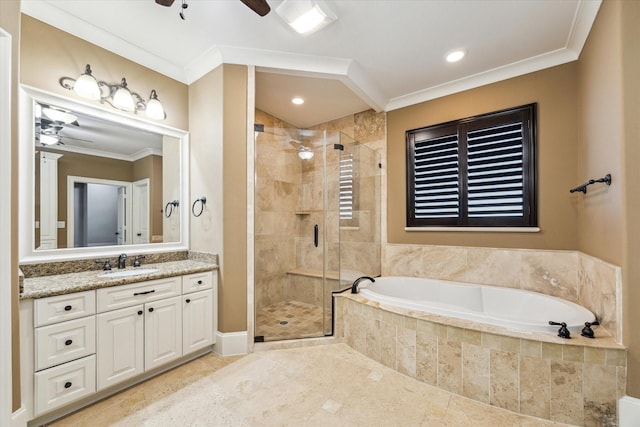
top-left (155, 0), bottom-right (270, 18)
top-left (36, 115), bottom-right (92, 146)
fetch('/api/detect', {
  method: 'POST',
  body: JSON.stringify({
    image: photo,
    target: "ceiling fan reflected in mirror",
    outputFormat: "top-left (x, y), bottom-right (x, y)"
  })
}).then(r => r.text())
top-left (35, 104), bottom-right (92, 146)
top-left (155, 0), bottom-right (270, 19)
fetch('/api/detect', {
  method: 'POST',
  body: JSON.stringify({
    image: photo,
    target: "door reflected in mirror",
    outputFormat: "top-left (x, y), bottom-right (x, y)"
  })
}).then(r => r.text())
top-left (33, 100), bottom-right (182, 251)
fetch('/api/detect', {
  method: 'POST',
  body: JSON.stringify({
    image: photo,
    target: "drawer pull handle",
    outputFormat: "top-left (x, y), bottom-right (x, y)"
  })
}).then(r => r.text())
top-left (138, 310), bottom-right (143, 315)
top-left (197, 280), bottom-right (203, 285)
top-left (185, 298), bottom-right (191, 303)
top-left (148, 307), bottom-right (154, 313)
top-left (65, 339), bottom-right (73, 346)
top-left (64, 305), bottom-right (72, 311)
top-left (64, 382), bottom-right (72, 389)
top-left (133, 290), bottom-right (156, 296)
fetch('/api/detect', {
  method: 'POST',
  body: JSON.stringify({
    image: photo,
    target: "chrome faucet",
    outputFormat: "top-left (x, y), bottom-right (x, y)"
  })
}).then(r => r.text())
top-left (117, 253), bottom-right (128, 269)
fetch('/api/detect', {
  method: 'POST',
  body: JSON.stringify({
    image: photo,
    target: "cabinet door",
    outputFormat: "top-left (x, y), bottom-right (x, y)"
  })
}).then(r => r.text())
top-left (145, 296), bottom-right (182, 371)
top-left (183, 290), bottom-right (213, 354)
top-left (97, 305), bottom-right (144, 390)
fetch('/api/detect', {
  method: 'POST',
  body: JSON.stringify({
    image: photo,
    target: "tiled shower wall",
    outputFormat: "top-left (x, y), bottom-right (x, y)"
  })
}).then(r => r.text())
top-left (254, 108), bottom-right (385, 314)
top-left (254, 109), bottom-right (301, 308)
top-left (383, 244), bottom-right (622, 343)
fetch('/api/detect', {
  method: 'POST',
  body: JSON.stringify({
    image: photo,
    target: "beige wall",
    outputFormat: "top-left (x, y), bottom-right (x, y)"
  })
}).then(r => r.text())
top-left (387, 63), bottom-right (579, 250)
top-left (578, 0), bottom-right (640, 399)
top-left (190, 64), bottom-right (248, 333)
top-left (20, 15), bottom-right (188, 130)
top-left (620, 0), bottom-right (640, 399)
top-left (1, 0), bottom-right (21, 413)
top-left (222, 65), bottom-right (248, 332)
top-left (577, 0), bottom-right (624, 267)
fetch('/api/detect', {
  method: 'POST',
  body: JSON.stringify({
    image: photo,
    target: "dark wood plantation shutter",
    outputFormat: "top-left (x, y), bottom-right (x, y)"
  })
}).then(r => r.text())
top-left (407, 125), bottom-right (460, 225)
top-left (406, 104), bottom-right (536, 227)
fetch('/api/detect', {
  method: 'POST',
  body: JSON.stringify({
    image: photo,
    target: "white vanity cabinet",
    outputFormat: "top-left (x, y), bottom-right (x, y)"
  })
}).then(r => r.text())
top-left (32, 290), bottom-right (97, 416)
top-left (26, 269), bottom-right (217, 422)
top-left (97, 294), bottom-right (184, 390)
top-left (96, 305), bottom-right (144, 390)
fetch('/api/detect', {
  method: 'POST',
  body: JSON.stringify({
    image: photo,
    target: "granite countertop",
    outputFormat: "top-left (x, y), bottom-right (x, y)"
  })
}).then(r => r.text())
top-left (21, 259), bottom-right (217, 300)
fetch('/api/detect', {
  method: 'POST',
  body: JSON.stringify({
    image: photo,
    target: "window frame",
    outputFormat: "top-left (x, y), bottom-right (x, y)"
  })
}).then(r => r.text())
top-left (405, 103), bottom-right (537, 228)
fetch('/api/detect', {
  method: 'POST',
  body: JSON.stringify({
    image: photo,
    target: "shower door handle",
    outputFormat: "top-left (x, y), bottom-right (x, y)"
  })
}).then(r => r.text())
top-left (314, 224), bottom-right (318, 248)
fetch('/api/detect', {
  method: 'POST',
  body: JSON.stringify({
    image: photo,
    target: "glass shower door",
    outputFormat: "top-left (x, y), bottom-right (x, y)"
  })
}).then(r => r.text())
top-left (254, 125), bottom-right (328, 341)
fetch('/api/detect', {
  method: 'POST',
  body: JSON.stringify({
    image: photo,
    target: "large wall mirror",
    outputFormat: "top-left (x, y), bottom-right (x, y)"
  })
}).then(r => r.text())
top-left (19, 85), bottom-right (189, 262)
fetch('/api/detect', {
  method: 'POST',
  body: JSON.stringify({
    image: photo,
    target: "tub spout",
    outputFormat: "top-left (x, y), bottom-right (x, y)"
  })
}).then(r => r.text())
top-left (351, 276), bottom-right (375, 294)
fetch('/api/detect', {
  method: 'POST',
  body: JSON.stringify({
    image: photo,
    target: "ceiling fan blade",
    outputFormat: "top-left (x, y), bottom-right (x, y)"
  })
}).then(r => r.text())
top-left (240, 0), bottom-right (270, 16)
top-left (155, 0), bottom-right (175, 6)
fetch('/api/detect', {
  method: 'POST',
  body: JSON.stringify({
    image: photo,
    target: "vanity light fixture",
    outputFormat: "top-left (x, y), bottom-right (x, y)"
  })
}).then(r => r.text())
top-left (60, 64), bottom-right (166, 120)
top-left (445, 49), bottom-right (466, 63)
top-left (276, 0), bottom-right (337, 35)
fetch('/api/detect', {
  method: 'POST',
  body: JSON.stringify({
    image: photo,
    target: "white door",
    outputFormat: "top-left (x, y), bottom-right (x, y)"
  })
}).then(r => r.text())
top-left (96, 305), bottom-right (144, 390)
top-left (116, 187), bottom-right (127, 245)
top-left (132, 179), bottom-right (150, 244)
top-left (182, 290), bottom-right (213, 354)
top-left (145, 296), bottom-right (182, 371)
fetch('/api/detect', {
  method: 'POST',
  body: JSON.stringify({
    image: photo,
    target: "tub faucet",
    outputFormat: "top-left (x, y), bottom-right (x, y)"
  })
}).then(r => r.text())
top-left (117, 253), bottom-right (128, 269)
top-left (351, 276), bottom-right (375, 294)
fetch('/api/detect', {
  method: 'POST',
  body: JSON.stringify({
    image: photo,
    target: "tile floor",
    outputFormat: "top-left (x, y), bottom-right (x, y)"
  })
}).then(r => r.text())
top-left (255, 300), bottom-right (327, 341)
top-left (48, 343), bottom-right (577, 426)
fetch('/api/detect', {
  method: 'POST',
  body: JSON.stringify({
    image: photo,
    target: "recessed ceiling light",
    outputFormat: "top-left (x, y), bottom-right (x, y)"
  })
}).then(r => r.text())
top-left (291, 97), bottom-right (305, 105)
top-left (446, 49), bottom-right (466, 63)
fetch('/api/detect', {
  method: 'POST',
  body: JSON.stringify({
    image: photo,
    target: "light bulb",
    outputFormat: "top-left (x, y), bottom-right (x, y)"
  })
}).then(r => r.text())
top-left (145, 90), bottom-right (165, 120)
top-left (298, 146), bottom-right (314, 160)
top-left (112, 78), bottom-right (135, 112)
top-left (73, 64), bottom-right (101, 100)
top-left (39, 134), bottom-right (59, 145)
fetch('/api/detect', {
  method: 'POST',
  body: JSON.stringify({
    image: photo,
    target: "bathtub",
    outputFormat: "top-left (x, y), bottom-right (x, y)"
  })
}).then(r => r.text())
top-left (358, 276), bottom-right (595, 334)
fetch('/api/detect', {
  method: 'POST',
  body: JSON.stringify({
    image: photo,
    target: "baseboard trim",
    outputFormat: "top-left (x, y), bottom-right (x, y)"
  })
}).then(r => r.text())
top-left (213, 331), bottom-right (248, 356)
top-left (619, 396), bottom-right (640, 427)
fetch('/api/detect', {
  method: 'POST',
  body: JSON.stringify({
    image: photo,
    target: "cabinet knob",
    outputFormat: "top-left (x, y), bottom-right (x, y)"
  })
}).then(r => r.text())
top-left (65, 339), bottom-right (73, 346)
top-left (64, 305), bottom-right (72, 311)
top-left (185, 299), bottom-right (191, 303)
top-left (138, 310), bottom-right (143, 315)
top-left (197, 280), bottom-right (203, 285)
top-left (64, 382), bottom-right (72, 389)
top-left (148, 307), bottom-right (154, 313)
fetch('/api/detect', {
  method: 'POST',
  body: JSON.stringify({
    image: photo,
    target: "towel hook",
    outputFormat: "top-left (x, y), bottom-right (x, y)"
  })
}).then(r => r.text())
top-left (164, 200), bottom-right (180, 218)
top-left (192, 197), bottom-right (207, 217)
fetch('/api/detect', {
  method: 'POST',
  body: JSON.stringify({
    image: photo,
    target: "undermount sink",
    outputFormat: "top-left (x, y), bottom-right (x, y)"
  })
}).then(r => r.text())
top-left (99, 268), bottom-right (159, 278)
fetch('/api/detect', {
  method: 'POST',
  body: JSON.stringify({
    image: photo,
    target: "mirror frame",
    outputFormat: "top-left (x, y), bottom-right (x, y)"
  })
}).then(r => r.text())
top-left (19, 84), bottom-right (190, 263)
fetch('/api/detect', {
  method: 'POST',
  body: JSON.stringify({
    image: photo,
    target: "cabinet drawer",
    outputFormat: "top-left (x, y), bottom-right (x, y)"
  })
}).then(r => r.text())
top-left (34, 355), bottom-right (96, 416)
top-left (34, 291), bottom-right (96, 327)
top-left (182, 271), bottom-right (214, 294)
top-left (35, 316), bottom-right (96, 371)
top-left (96, 277), bottom-right (181, 313)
